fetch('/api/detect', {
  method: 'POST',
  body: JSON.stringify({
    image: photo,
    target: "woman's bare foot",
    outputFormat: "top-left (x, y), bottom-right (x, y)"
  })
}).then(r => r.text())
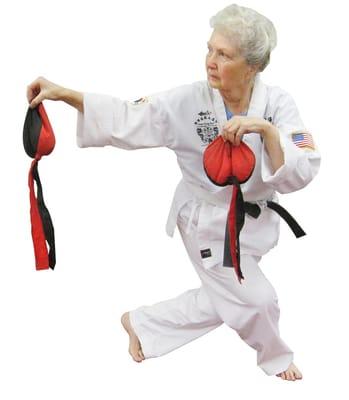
top-left (121, 312), bottom-right (145, 362)
top-left (276, 362), bottom-right (303, 381)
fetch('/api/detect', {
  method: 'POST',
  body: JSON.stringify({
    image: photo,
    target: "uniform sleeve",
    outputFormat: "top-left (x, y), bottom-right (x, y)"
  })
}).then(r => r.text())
top-left (76, 91), bottom-right (173, 150)
top-left (261, 91), bottom-right (321, 194)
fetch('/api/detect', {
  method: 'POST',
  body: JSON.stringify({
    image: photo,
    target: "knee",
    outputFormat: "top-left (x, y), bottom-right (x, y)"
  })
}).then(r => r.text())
top-left (244, 285), bottom-right (279, 310)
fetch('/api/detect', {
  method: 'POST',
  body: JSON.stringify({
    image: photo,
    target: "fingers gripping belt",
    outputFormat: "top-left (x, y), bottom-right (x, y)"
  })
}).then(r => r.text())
top-left (23, 103), bottom-right (56, 270)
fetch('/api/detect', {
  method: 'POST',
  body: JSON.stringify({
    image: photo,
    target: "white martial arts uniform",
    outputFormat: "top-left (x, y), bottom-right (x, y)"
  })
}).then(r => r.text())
top-left (76, 73), bottom-right (321, 375)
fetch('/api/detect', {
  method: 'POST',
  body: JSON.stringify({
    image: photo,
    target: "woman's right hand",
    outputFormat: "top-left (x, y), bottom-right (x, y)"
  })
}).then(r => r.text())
top-left (27, 76), bottom-right (65, 109)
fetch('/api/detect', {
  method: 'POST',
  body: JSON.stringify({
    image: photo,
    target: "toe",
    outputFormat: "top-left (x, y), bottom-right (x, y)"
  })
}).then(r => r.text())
top-left (286, 371), bottom-right (292, 380)
top-left (295, 372), bottom-right (303, 379)
top-left (291, 363), bottom-right (303, 379)
top-left (128, 347), bottom-right (140, 362)
top-left (292, 366), bottom-right (302, 379)
top-left (133, 353), bottom-right (142, 362)
top-left (139, 349), bottom-right (145, 360)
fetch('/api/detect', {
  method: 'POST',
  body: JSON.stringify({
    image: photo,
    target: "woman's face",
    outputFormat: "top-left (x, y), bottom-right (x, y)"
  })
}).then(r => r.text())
top-left (206, 30), bottom-right (256, 92)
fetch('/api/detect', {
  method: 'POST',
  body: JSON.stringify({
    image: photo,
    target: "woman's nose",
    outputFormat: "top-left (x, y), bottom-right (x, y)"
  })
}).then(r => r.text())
top-left (206, 53), bottom-right (217, 69)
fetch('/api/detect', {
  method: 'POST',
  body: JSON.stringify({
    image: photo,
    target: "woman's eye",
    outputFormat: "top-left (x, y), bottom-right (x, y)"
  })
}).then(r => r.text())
top-left (206, 48), bottom-right (231, 60)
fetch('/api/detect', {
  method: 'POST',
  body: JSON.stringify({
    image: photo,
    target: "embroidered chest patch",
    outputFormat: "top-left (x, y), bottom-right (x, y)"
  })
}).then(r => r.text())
top-left (194, 111), bottom-right (219, 145)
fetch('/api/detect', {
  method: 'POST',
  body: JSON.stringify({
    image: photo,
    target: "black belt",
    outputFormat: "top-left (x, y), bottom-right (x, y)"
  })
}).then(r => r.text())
top-left (223, 196), bottom-right (306, 270)
top-left (243, 200), bottom-right (306, 238)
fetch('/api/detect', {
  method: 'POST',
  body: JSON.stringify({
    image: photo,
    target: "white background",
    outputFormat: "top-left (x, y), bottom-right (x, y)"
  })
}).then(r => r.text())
top-left (1, 0), bottom-right (347, 398)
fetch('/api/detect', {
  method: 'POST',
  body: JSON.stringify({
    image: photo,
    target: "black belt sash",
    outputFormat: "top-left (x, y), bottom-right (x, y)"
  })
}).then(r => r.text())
top-left (243, 200), bottom-right (306, 238)
top-left (223, 189), bottom-right (306, 270)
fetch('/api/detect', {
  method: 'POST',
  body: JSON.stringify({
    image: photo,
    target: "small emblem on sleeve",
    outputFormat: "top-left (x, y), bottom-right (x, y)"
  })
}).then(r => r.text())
top-left (291, 130), bottom-right (315, 151)
top-left (131, 97), bottom-right (148, 105)
top-left (200, 248), bottom-right (212, 259)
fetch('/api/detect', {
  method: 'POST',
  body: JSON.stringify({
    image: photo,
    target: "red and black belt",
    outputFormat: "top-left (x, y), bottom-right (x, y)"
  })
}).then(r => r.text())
top-left (203, 135), bottom-right (305, 284)
top-left (23, 103), bottom-right (56, 270)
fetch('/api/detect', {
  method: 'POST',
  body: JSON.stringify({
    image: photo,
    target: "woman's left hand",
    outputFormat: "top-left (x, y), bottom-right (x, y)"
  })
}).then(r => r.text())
top-left (221, 116), bottom-right (271, 146)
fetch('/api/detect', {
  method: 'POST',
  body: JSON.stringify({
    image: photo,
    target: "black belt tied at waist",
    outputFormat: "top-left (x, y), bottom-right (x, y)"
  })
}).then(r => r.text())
top-left (243, 200), bottom-right (306, 238)
top-left (223, 180), bottom-right (306, 271)
top-left (181, 178), bottom-right (306, 283)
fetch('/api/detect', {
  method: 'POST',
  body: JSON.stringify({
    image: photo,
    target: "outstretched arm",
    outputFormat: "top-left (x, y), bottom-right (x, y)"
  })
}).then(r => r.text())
top-left (60, 88), bottom-right (84, 113)
top-left (27, 76), bottom-right (175, 151)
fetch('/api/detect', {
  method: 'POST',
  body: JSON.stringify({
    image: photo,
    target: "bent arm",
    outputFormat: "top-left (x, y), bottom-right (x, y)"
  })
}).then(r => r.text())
top-left (261, 91), bottom-right (321, 194)
top-left (261, 123), bottom-right (285, 173)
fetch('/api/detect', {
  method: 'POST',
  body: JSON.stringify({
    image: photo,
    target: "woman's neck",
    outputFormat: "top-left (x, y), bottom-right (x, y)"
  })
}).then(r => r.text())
top-left (220, 79), bottom-right (255, 114)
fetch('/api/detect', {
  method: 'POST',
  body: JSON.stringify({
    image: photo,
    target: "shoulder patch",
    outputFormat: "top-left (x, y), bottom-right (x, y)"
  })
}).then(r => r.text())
top-left (131, 97), bottom-right (148, 105)
top-left (290, 130), bottom-right (315, 151)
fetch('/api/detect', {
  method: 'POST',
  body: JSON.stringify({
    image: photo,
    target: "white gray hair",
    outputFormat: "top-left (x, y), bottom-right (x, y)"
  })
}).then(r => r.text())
top-left (209, 4), bottom-right (277, 72)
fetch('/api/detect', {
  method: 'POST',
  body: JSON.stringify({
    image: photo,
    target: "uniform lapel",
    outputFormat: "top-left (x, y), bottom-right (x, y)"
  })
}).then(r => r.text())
top-left (246, 73), bottom-right (268, 119)
top-left (211, 85), bottom-right (227, 132)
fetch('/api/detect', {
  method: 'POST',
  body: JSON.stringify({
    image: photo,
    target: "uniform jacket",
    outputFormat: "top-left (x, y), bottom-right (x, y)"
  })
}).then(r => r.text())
top-left (76, 73), bottom-right (321, 270)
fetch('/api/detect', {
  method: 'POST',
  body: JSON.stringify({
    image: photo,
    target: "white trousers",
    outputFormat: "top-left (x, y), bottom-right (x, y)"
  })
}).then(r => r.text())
top-left (129, 209), bottom-right (294, 376)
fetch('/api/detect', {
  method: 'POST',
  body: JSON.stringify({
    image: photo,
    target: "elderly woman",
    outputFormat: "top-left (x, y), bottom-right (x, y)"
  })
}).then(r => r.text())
top-left (27, 4), bottom-right (320, 381)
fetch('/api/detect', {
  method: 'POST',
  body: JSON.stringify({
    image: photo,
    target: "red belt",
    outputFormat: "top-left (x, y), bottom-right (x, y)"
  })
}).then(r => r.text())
top-left (23, 103), bottom-right (56, 270)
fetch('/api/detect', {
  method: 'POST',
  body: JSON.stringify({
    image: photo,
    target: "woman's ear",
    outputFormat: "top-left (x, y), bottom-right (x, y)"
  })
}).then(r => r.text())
top-left (247, 64), bottom-right (260, 82)
top-left (251, 64), bottom-right (260, 75)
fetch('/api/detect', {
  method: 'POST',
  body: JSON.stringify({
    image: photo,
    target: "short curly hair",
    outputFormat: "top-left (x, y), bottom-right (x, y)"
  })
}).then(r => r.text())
top-left (209, 4), bottom-right (277, 72)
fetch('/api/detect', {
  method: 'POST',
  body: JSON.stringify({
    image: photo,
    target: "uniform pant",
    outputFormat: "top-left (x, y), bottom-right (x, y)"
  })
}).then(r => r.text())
top-left (128, 208), bottom-right (294, 376)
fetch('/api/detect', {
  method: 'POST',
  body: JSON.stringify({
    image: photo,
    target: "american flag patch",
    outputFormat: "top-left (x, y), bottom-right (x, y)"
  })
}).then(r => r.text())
top-left (291, 131), bottom-right (315, 151)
